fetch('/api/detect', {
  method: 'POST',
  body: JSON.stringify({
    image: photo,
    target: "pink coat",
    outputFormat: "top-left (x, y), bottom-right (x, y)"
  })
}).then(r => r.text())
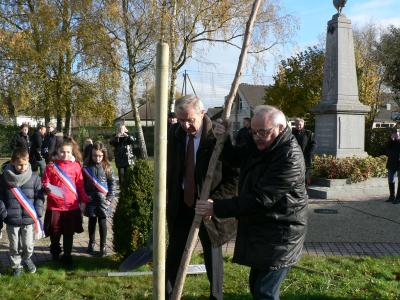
top-left (42, 160), bottom-right (89, 211)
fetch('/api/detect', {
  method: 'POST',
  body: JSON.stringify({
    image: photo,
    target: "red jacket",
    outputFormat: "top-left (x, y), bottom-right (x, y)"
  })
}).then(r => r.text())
top-left (42, 160), bottom-right (89, 211)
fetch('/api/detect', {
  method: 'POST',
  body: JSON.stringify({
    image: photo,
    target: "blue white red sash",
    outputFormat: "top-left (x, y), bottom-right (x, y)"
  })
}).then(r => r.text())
top-left (9, 186), bottom-right (44, 239)
top-left (52, 163), bottom-right (78, 196)
top-left (83, 166), bottom-right (108, 195)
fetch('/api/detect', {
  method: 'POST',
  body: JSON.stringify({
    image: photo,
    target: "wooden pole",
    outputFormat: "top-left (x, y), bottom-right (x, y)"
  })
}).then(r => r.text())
top-left (153, 42), bottom-right (169, 300)
top-left (171, 0), bottom-right (262, 298)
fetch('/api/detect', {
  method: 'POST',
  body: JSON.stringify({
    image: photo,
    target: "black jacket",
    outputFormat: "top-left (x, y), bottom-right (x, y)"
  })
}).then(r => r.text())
top-left (0, 172), bottom-right (44, 227)
top-left (214, 126), bottom-right (308, 270)
top-left (29, 130), bottom-right (44, 165)
top-left (292, 128), bottom-right (316, 168)
top-left (110, 135), bottom-right (136, 168)
top-left (83, 164), bottom-right (116, 218)
top-left (385, 138), bottom-right (400, 170)
top-left (41, 131), bottom-right (58, 163)
top-left (167, 115), bottom-right (239, 245)
top-left (235, 127), bottom-right (252, 146)
top-left (10, 133), bottom-right (30, 151)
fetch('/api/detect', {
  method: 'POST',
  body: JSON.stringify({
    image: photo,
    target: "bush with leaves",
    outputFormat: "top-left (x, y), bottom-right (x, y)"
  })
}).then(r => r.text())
top-left (312, 155), bottom-right (387, 183)
top-left (113, 159), bottom-right (154, 258)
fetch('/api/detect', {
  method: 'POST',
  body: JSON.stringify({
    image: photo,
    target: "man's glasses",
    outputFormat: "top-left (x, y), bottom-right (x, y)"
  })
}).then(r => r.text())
top-left (177, 118), bottom-right (196, 125)
top-left (251, 127), bottom-right (275, 138)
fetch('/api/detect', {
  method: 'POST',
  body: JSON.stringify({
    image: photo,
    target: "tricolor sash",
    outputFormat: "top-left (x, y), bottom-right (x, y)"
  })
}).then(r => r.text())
top-left (9, 186), bottom-right (44, 239)
top-left (52, 163), bottom-right (78, 196)
top-left (83, 166), bottom-right (108, 195)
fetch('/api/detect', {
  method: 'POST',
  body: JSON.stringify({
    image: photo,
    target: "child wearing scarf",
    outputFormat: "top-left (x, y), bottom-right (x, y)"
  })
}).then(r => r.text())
top-left (0, 148), bottom-right (44, 276)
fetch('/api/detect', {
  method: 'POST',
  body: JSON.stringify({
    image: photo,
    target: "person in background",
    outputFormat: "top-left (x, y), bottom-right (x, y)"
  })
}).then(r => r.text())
top-left (168, 112), bottom-right (178, 129)
top-left (109, 124), bottom-right (136, 186)
top-left (292, 118), bottom-right (316, 185)
top-left (10, 123), bottom-right (31, 152)
top-left (29, 124), bottom-right (47, 176)
top-left (385, 128), bottom-right (400, 203)
top-left (41, 122), bottom-right (58, 163)
top-left (235, 117), bottom-right (252, 146)
top-left (83, 142), bottom-right (115, 257)
top-left (83, 138), bottom-right (94, 163)
top-left (42, 137), bottom-right (89, 268)
top-left (197, 105), bottom-right (307, 300)
top-left (166, 95), bottom-right (238, 300)
top-left (0, 148), bottom-right (44, 276)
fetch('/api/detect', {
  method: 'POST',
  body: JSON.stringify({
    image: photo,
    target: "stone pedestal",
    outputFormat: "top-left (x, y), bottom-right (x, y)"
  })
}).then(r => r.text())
top-left (311, 14), bottom-right (369, 158)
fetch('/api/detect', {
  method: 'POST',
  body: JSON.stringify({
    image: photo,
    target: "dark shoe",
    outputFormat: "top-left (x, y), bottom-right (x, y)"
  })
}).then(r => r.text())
top-left (87, 242), bottom-right (95, 255)
top-left (393, 197), bottom-right (400, 204)
top-left (51, 253), bottom-right (60, 261)
top-left (386, 195), bottom-right (395, 202)
top-left (60, 255), bottom-right (73, 269)
top-left (100, 246), bottom-right (107, 257)
top-left (24, 259), bottom-right (36, 274)
top-left (13, 268), bottom-right (23, 277)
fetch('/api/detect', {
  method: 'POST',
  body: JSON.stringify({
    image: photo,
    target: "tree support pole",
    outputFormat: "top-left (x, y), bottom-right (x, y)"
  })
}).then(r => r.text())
top-left (153, 42), bottom-right (169, 300)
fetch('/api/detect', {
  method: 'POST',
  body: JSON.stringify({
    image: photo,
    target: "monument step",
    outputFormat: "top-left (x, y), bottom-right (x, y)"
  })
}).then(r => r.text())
top-left (307, 179), bottom-right (388, 199)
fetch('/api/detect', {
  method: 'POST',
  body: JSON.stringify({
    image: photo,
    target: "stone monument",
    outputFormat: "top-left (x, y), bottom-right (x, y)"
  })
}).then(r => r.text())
top-left (311, 1), bottom-right (369, 157)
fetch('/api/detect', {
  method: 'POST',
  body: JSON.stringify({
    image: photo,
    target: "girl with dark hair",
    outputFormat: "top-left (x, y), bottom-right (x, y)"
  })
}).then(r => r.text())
top-left (83, 142), bottom-right (115, 256)
top-left (42, 137), bottom-right (89, 267)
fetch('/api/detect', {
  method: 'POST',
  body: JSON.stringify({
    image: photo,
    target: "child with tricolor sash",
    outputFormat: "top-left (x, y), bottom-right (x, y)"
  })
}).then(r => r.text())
top-left (42, 137), bottom-right (89, 267)
top-left (0, 148), bottom-right (44, 276)
top-left (83, 141), bottom-right (115, 257)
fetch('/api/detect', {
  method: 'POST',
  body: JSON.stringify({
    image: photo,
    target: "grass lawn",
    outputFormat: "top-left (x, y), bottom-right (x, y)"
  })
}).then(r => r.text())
top-left (0, 255), bottom-right (399, 299)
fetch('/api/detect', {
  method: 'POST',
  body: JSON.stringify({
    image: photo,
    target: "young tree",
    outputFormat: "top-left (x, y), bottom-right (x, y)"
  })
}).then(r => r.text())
top-left (101, 0), bottom-right (158, 158)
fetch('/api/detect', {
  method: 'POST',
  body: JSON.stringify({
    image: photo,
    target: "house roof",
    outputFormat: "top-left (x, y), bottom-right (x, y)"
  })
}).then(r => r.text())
top-left (115, 102), bottom-right (156, 122)
top-left (237, 83), bottom-right (267, 108)
top-left (206, 107), bottom-right (223, 120)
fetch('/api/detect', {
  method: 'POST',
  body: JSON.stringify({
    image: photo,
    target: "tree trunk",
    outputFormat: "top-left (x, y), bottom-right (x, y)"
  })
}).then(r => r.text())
top-left (122, 0), bottom-right (148, 159)
top-left (168, 0), bottom-right (177, 112)
top-left (171, 0), bottom-right (263, 298)
top-left (169, 66), bottom-right (177, 111)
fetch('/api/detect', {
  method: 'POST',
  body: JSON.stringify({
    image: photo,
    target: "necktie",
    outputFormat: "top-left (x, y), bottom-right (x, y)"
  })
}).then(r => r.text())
top-left (184, 134), bottom-right (195, 207)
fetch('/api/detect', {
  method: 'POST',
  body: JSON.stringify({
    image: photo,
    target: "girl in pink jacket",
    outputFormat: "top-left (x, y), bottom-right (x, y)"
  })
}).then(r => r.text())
top-left (42, 137), bottom-right (89, 267)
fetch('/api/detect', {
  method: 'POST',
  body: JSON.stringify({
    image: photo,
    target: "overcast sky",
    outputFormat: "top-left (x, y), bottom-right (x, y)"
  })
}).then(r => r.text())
top-left (178, 0), bottom-right (400, 109)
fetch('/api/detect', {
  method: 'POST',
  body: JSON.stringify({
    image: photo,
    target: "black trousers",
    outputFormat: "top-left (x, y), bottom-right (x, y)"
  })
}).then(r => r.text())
top-left (166, 200), bottom-right (223, 300)
top-left (88, 217), bottom-right (107, 247)
top-left (50, 233), bottom-right (73, 257)
top-left (117, 167), bottom-right (127, 187)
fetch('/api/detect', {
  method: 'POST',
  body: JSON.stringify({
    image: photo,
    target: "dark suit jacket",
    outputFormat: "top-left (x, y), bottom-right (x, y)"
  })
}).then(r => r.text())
top-left (167, 115), bottom-right (238, 245)
top-left (292, 128), bottom-right (316, 168)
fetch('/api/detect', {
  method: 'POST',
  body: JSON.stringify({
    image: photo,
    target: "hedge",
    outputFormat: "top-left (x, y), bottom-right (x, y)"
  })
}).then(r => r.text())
top-left (112, 159), bottom-right (154, 258)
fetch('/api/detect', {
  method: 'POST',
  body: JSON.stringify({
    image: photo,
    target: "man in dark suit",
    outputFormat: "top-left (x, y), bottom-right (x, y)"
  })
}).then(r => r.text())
top-left (166, 95), bottom-right (238, 300)
top-left (292, 118), bottom-right (316, 185)
top-left (235, 117), bottom-right (252, 146)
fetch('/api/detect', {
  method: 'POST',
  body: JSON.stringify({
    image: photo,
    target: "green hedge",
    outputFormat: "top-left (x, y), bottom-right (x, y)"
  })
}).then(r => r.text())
top-left (112, 159), bottom-right (154, 258)
top-left (312, 155), bottom-right (387, 183)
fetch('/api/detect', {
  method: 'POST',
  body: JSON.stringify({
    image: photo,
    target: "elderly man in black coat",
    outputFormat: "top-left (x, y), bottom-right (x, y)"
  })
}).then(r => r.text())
top-left (197, 105), bottom-right (308, 300)
top-left (166, 95), bottom-right (238, 300)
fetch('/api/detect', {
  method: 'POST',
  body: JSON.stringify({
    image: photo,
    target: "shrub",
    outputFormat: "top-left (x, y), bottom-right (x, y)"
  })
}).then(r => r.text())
top-left (365, 128), bottom-right (391, 157)
top-left (113, 159), bottom-right (154, 257)
top-left (312, 155), bottom-right (387, 183)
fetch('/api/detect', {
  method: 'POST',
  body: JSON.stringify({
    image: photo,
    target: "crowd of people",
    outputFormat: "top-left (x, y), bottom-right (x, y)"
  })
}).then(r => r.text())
top-left (0, 122), bottom-right (137, 276)
top-left (0, 98), bottom-right (317, 299)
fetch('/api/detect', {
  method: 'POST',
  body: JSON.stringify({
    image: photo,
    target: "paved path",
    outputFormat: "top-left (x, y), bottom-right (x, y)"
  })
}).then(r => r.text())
top-left (1, 194), bottom-right (400, 270)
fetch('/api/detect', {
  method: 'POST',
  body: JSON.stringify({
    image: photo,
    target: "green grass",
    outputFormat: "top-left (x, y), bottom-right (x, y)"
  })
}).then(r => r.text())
top-left (0, 255), bottom-right (399, 299)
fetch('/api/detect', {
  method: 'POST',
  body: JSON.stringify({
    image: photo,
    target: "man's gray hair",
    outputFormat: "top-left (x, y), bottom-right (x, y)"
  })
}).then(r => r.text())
top-left (253, 105), bottom-right (287, 127)
top-left (175, 95), bottom-right (205, 114)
